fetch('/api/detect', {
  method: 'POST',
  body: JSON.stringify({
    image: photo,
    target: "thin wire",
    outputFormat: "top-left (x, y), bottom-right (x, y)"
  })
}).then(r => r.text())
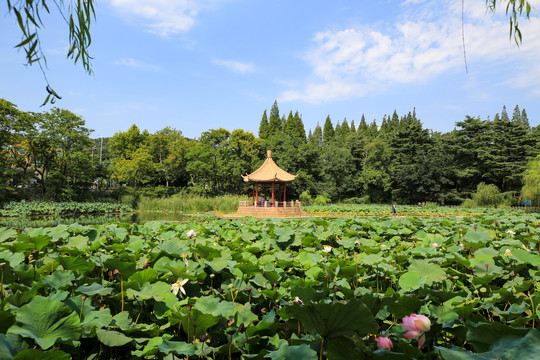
top-left (462, 0), bottom-right (468, 74)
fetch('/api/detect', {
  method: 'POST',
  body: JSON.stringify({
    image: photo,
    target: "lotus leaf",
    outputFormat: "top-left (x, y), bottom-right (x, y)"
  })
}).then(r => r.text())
top-left (0, 334), bottom-right (28, 360)
top-left (267, 342), bottom-right (317, 360)
top-left (76, 282), bottom-right (113, 296)
top-left (286, 299), bottom-right (377, 340)
top-left (40, 270), bottom-right (75, 290)
top-left (10, 348), bottom-right (70, 360)
top-left (8, 299), bottom-right (81, 349)
top-left (96, 329), bottom-right (133, 347)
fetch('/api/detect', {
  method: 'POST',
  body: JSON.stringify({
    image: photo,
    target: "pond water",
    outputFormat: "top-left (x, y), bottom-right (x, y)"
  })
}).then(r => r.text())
top-left (0, 211), bottom-right (216, 228)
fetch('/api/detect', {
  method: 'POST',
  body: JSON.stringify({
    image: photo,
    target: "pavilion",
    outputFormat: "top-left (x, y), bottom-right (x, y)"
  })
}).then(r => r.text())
top-left (236, 150), bottom-right (306, 217)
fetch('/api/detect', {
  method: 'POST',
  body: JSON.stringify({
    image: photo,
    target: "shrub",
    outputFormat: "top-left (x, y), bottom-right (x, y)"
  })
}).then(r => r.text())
top-left (343, 196), bottom-right (370, 204)
top-left (462, 182), bottom-right (505, 208)
top-left (299, 191), bottom-right (312, 206)
top-left (313, 194), bottom-right (330, 206)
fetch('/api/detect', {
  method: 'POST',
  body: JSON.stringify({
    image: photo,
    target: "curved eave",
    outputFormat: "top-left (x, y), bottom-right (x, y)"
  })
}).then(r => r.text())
top-left (242, 155), bottom-right (296, 183)
top-left (242, 175), bottom-right (296, 183)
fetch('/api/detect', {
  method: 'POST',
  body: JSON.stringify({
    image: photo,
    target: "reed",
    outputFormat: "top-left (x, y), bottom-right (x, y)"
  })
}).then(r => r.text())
top-left (137, 193), bottom-right (249, 213)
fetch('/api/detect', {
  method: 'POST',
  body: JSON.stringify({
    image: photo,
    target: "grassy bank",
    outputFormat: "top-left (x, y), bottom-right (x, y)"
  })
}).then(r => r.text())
top-left (137, 193), bottom-right (249, 213)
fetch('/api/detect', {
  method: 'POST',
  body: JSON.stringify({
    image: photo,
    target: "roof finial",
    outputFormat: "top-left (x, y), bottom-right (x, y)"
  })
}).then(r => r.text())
top-left (267, 150), bottom-right (272, 158)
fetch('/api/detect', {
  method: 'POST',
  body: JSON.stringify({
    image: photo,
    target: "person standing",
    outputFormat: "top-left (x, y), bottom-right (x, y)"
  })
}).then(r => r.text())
top-left (392, 203), bottom-right (397, 216)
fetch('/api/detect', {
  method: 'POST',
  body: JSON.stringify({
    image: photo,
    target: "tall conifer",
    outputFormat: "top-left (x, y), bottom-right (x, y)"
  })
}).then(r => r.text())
top-left (268, 100), bottom-right (281, 136)
top-left (259, 110), bottom-right (269, 139)
top-left (294, 111), bottom-right (307, 143)
top-left (323, 115), bottom-right (335, 143)
top-left (350, 119), bottom-right (356, 133)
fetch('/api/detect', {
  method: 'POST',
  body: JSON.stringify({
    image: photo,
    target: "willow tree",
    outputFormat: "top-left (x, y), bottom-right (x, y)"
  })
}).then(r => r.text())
top-left (6, 0), bottom-right (95, 105)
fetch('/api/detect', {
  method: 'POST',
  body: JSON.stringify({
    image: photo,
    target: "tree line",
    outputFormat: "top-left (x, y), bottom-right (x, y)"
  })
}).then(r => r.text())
top-left (1, 98), bottom-right (539, 205)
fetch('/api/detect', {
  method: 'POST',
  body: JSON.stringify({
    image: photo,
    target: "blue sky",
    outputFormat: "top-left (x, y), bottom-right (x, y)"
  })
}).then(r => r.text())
top-left (1, 0), bottom-right (540, 139)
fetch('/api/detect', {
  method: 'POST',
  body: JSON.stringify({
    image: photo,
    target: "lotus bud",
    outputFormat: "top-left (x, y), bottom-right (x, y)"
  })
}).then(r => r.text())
top-left (376, 337), bottom-right (394, 350)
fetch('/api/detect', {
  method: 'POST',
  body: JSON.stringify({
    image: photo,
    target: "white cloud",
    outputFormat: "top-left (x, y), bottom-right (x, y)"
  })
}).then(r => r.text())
top-left (108, 0), bottom-right (196, 35)
top-left (212, 59), bottom-right (255, 74)
top-left (107, 0), bottom-right (234, 36)
top-left (114, 58), bottom-right (160, 71)
top-left (280, 0), bottom-right (540, 103)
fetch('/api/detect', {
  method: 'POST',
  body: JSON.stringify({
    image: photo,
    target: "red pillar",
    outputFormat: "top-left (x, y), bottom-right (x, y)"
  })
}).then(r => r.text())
top-left (284, 183), bottom-right (286, 202)
top-left (271, 182), bottom-right (274, 207)
top-left (256, 183), bottom-right (259, 206)
top-left (252, 184), bottom-right (255, 205)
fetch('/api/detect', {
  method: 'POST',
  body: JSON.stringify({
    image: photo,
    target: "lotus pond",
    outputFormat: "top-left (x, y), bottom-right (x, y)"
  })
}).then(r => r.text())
top-left (1, 214), bottom-right (540, 359)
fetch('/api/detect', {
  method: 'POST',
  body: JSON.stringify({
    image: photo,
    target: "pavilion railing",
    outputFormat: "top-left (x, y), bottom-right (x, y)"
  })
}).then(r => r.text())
top-left (238, 200), bottom-right (302, 208)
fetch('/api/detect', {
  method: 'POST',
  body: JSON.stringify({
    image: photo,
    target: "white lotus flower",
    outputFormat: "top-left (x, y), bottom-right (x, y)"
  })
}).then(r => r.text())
top-left (171, 278), bottom-right (189, 296)
top-left (506, 230), bottom-right (516, 236)
top-left (186, 230), bottom-right (196, 239)
top-left (322, 245), bottom-right (333, 253)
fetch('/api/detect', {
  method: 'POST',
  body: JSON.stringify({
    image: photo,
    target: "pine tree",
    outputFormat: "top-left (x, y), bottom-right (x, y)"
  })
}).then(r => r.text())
top-left (522, 109), bottom-right (530, 128)
top-left (379, 115), bottom-right (391, 134)
top-left (323, 115), bottom-right (335, 143)
top-left (512, 105), bottom-right (521, 124)
top-left (486, 105), bottom-right (534, 192)
top-left (341, 118), bottom-right (350, 136)
top-left (334, 121), bottom-right (341, 142)
top-left (390, 114), bottom-right (432, 202)
top-left (357, 114), bottom-right (369, 135)
top-left (368, 120), bottom-right (378, 138)
top-left (258, 110), bottom-right (269, 139)
top-left (294, 111), bottom-right (307, 143)
top-left (310, 123), bottom-right (323, 148)
top-left (501, 105), bottom-right (509, 122)
top-left (284, 111), bottom-right (295, 138)
top-left (268, 100), bottom-right (282, 136)
top-left (350, 119), bottom-right (356, 133)
top-left (390, 110), bottom-right (400, 131)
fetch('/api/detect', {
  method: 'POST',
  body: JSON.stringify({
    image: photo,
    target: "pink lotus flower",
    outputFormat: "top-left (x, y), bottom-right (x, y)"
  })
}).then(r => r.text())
top-left (376, 336), bottom-right (393, 350)
top-left (402, 314), bottom-right (431, 348)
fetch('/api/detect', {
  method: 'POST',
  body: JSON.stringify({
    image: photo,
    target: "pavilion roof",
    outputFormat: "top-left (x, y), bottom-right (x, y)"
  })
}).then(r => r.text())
top-left (242, 150), bottom-right (296, 183)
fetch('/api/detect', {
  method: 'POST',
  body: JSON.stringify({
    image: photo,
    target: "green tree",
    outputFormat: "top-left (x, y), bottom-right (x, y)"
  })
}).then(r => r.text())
top-left (323, 115), bottom-right (334, 144)
top-left (228, 129), bottom-right (260, 193)
top-left (486, 106), bottom-right (534, 192)
top-left (357, 115), bottom-right (369, 136)
top-left (451, 116), bottom-right (493, 195)
top-left (360, 136), bottom-right (393, 203)
top-left (350, 119), bottom-right (356, 133)
top-left (341, 118), bottom-right (351, 137)
top-left (321, 144), bottom-right (355, 200)
top-left (268, 101), bottom-right (282, 136)
top-left (390, 112), bottom-right (432, 203)
top-left (114, 147), bottom-right (156, 187)
top-left (41, 108), bottom-right (93, 179)
top-left (521, 154), bottom-right (540, 206)
top-left (293, 111), bottom-right (307, 144)
top-left (110, 124), bottom-right (149, 160)
top-left (284, 111), bottom-right (296, 140)
top-left (309, 123), bottom-right (323, 149)
top-left (259, 110), bottom-right (269, 139)
top-left (0, 99), bottom-right (29, 201)
top-left (149, 127), bottom-right (184, 186)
